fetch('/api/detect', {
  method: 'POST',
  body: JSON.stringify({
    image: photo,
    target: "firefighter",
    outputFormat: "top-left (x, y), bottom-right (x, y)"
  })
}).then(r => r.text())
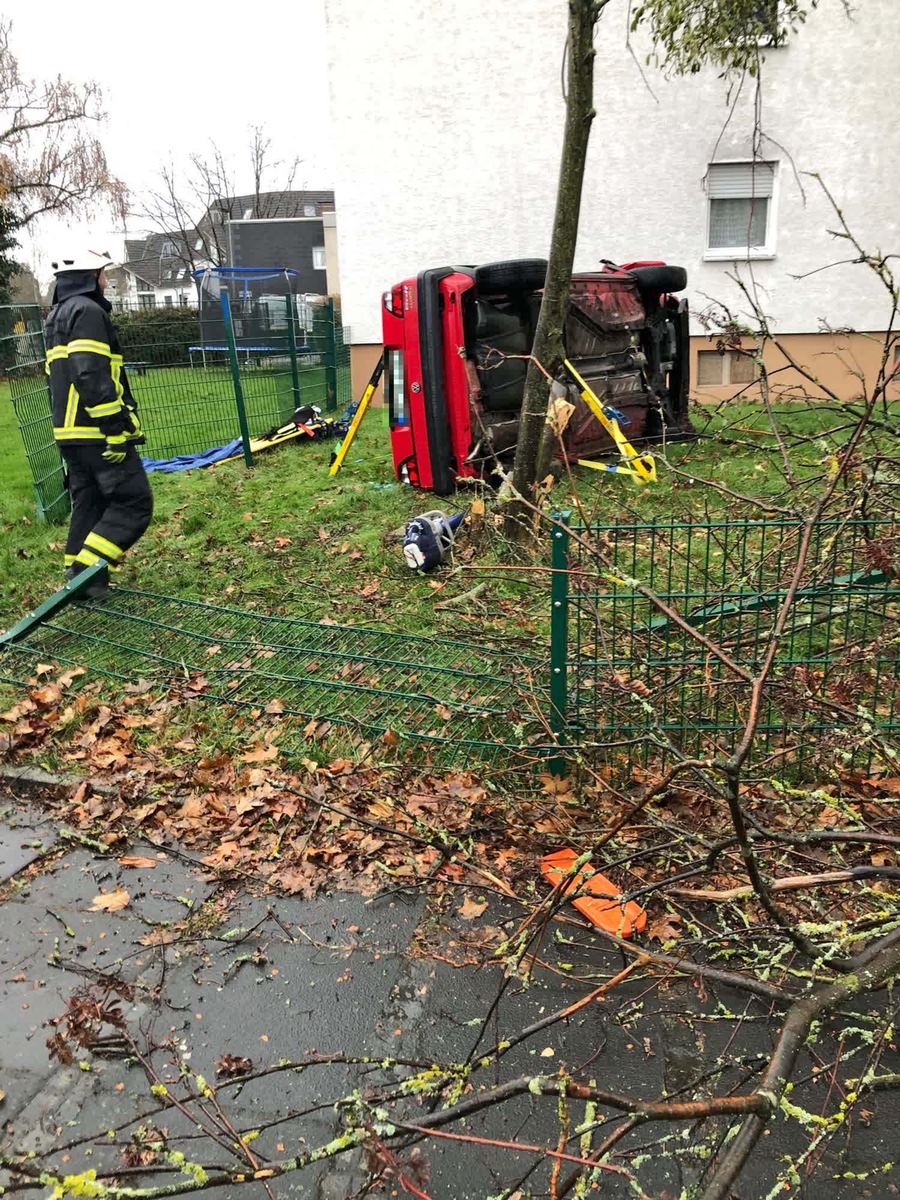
top-left (45, 249), bottom-right (153, 598)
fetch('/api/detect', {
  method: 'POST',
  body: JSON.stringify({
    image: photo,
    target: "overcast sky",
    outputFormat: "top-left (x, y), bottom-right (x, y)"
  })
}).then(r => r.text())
top-left (6, 0), bottom-right (335, 281)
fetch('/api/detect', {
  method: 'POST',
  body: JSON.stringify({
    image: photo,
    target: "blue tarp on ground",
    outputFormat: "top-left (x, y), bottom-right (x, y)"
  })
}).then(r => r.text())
top-left (141, 440), bottom-right (242, 474)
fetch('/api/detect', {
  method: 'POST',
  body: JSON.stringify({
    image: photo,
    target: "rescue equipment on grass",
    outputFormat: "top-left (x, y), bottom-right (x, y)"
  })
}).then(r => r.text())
top-left (402, 510), bottom-right (465, 572)
top-left (221, 405), bottom-right (348, 464)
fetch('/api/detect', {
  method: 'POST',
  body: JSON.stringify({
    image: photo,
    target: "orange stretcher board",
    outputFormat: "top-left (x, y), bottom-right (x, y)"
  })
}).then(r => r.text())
top-left (541, 848), bottom-right (647, 938)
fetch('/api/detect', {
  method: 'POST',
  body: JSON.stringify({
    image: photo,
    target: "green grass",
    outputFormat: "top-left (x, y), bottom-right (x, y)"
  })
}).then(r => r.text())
top-left (2, 383), bottom-right (893, 641)
top-left (128, 362), bottom-right (328, 460)
top-left (3, 386), bottom-right (897, 638)
top-left (2, 380), bottom-right (896, 766)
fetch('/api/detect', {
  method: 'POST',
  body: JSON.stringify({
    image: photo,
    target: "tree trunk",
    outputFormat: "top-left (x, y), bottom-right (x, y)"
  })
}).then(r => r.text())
top-left (503, 0), bottom-right (603, 545)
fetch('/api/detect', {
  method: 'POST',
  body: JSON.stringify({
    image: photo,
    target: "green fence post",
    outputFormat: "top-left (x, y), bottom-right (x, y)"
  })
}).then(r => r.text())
top-left (220, 289), bottom-right (253, 468)
top-left (285, 293), bottom-right (302, 412)
top-left (549, 516), bottom-right (570, 776)
top-left (324, 297), bottom-right (337, 413)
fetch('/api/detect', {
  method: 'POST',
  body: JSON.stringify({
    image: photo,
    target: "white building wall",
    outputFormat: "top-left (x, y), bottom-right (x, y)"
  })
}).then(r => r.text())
top-left (324, 0), bottom-right (899, 344)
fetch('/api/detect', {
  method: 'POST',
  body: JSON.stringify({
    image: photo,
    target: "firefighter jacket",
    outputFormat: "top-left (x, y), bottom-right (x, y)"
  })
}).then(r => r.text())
top-left (45, 272), bottom-right (139, 445)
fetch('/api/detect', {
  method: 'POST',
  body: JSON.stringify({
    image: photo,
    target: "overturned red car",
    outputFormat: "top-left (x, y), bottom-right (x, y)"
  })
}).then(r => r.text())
top-left (382, 258), bottom-right (692, 494)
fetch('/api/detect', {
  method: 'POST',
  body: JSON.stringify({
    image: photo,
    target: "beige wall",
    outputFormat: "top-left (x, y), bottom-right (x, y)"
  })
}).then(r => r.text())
top-left (352, 331), bottom-right (898, 408)
top-left (323, 212), bottom-right (341, 298)
top-left (690, 331), bottom-right (898, 404)
top-left (351, 343), bottom-right (386, 404)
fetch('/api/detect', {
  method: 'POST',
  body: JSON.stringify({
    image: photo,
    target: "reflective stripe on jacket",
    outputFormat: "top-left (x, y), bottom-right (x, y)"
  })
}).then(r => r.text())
top-left (44, 284), bottom-right (136, 444)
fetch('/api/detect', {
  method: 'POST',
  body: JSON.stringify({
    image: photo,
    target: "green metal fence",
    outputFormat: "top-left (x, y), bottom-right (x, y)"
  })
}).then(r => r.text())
top-left (553, 516), bottom-right (900, 779)
top-left (0, 587), bottom-right (551, 766)
top-left (117, 296), bottom-right (350, 462)
top-left (4, 296), bottom-right (352, 505)
top-left (0, 304), bottom-right (69, 523)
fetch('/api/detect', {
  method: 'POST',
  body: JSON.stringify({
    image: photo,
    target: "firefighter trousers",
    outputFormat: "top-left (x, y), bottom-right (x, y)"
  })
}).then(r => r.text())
top-left (59, 443), bottom-right (154, 572)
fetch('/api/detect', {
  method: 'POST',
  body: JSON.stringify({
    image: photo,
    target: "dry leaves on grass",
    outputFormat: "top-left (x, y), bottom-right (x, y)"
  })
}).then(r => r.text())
top-left (239, 743), bottom-right (279, 763)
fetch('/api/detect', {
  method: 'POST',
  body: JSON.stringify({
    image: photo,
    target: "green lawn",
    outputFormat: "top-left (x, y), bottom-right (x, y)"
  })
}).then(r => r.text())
top-left (2, 379), bottom-right (895, 764)
top-left (128, 362), bottom-right (327, 460)
top-left (1, 382), bottom-right (888, 639)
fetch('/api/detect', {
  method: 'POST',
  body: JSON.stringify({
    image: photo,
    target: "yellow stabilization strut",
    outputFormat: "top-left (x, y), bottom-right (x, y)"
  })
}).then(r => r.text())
top-left (561, 358), bottom-right (657, 484)
top-left (329, 354), bottom-right (386, 476)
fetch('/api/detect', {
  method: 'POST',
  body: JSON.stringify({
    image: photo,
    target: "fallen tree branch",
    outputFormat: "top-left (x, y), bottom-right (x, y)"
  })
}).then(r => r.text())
top-left (671, 865), bottom-right (900, 901)
top-left (434, 582), bottom-right (488, 610)
top-left (701, 935), bottom-right (900, 1200)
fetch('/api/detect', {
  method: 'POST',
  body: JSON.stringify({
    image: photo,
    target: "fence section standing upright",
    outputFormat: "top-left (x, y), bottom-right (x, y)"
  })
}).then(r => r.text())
top-left (551, 515), bottom-right (900, 780)
top-left (1, 304), bottom-right (68, 523)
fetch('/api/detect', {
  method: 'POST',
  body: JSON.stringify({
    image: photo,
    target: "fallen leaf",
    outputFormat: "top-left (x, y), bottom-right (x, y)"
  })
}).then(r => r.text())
top-left (117, 856), bottom-right (158, 869)
top-left (458, 896), bottom-right (489, 921)
top-left (239, 743), bottom-right (279, 763)
top-left (30, 684), bottom-right (63, 709)
top-left (122, 676), bottom-right (152, 695)
top-left (646, 912), bottom-right (682, 943)
top-left (138, 926), bottom-right (180, 946)
top-left (89, 887), bottom-right (130, 912)
top-left (215, 1054), bottom-right (253, 1077)
top-left (264, 699), bottom-right (285, 715)
top-left (540, 1046), bottom-right (555, 1058)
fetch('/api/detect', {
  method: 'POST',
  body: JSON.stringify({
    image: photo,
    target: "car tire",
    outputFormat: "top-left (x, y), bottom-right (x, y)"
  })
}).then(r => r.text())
top-left (627, 265), bottom-right (687, 294)
top-left (475, 259), bottom-right (548, 292)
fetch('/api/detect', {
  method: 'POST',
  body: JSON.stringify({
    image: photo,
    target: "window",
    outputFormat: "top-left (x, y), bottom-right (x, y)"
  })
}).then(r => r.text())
top-left (304, 204), bottom-right (316, 217)
top-left (755, 0), bottom-right (782, 45)
top-left (194, 237), bottom-right (203, 251)
top-left (164, 295), bottom-right (173, 307)
top-left (243, 207), bottom-right (253, 219)
top-left (179, 292), bottom-right (189, 307)
top-left (706, 161), bottom-right (777, 258)
top-left (697, 349), bottom-right (757, 386)
top-left (138, 293), bottom-right (156, 310)
top-left (161, 239), bottom-right (178, 257)
top-left (312, 246), bottom-right (326, 271)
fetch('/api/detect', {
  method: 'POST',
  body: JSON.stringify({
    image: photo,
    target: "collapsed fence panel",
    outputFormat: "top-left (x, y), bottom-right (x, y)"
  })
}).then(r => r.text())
top-left (0, 304), bottom-right (68, 523)
top-left (555, 516), bottom-right (900, 780)
top-left (0, 588), bottom-right (553, 767)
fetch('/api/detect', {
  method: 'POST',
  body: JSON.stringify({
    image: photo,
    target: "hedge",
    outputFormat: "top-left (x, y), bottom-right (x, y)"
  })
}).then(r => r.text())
top-left (112, 306), bottom-right (201, 366)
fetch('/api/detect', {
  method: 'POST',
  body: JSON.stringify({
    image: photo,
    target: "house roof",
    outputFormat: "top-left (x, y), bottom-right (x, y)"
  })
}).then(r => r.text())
top-left (123, 230), bottom-right (201, 288)
top-left (209, 190), bottom-right (335, 221)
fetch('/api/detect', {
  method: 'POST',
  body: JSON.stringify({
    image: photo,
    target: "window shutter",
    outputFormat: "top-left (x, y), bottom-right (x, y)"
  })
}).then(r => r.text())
top-left (707, 162), bottom-right (775, 199)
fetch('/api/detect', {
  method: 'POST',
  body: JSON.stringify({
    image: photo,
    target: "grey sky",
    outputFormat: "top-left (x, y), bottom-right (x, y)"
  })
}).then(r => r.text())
top-left (6, 0), bottom-right (335, 280)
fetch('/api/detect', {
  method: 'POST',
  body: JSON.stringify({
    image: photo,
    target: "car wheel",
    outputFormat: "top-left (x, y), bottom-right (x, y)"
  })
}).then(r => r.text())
top-left (627, 265), bottom-right (687, 294)
top-left (475, 259), bottom-right (548, 292)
